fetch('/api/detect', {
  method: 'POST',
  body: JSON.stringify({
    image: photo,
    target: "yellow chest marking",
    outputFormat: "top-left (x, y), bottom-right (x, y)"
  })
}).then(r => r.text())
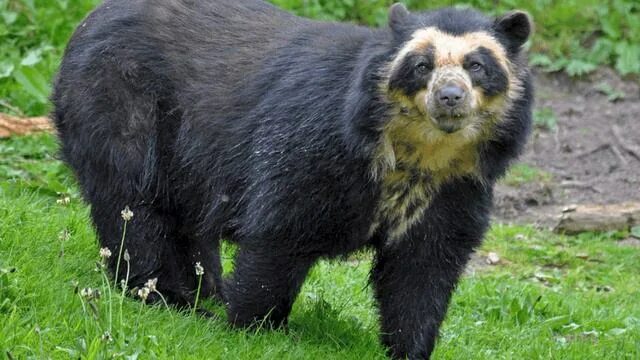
top-left (371, 115), bottom-right (481, 242)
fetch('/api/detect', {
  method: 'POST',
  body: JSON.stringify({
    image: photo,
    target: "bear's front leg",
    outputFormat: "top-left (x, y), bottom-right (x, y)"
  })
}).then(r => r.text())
top-left (372, 234), bottom-right (475, 359)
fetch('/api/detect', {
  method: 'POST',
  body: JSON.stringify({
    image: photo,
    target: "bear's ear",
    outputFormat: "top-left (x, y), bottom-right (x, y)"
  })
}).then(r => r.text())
top-left (389, 3), bottom-right (411, 33)
top-left (494, 11), bottom-right (533, 53)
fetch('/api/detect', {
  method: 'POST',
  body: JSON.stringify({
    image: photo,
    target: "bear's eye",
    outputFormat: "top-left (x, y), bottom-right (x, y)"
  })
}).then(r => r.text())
top-left (469, 62), bottom-right (484, 72)
top-left (415, 62), bottom-right (431, 74)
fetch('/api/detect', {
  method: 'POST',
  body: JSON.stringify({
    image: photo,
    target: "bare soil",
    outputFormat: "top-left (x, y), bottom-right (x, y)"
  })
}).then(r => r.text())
top-left (494, 68), bottom-right (640, 228)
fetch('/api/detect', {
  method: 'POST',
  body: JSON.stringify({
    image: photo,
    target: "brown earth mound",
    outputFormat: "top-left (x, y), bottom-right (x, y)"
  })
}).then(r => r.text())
top-left (494, 68), bottom-right (640, 228)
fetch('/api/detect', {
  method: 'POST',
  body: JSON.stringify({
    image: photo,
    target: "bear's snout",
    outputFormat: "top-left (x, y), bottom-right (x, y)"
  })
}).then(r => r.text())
top-left (436, 84), bottom-right (467, 109)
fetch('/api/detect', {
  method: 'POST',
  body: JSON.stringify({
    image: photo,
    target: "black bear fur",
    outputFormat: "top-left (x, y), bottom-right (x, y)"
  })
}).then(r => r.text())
top-left (52, 1), bottom-right (533, 358)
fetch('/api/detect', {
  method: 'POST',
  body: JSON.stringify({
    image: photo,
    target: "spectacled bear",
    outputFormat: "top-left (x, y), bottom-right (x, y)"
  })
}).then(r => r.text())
top-left (52, 1), bottom-right (533, 358)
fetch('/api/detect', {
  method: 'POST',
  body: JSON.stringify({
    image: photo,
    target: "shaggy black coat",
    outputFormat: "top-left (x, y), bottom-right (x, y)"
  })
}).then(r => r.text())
top-left (52, 1), bottom-right (533, 358)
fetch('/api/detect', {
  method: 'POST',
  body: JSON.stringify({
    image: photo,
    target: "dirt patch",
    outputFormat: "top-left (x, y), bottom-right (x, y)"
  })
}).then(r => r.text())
top-left (494, 68), bottom-right (640, 227)
top-left (465, 251), bottom-right (505, 274)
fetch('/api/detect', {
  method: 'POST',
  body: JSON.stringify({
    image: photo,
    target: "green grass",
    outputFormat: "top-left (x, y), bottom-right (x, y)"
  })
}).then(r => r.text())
top-left (533, 107), bottom-right (559, 132)
top-left (274, 0), bottom-right (640, 78)
top-left (1, 0), bottom-right (639, 116)
top-left (0, 0), bottom-right (100, 116)
top-left (2, 134), bottom-right (639, 359)
top-left (1, 1), bottom-right (640, 358)
top-left (502, 163), bottom-right (552, 187)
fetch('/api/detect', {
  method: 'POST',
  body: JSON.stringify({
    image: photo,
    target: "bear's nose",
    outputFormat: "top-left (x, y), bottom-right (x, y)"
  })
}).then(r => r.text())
top-left (437, 85), bottom-right (466, 108)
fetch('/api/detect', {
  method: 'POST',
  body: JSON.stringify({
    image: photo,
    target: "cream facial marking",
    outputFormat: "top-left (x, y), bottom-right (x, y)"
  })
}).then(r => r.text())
top-left (384, 26), bottom-right (523, 135)
top-left (388, 27), bottom-right (524, 107)
top-left (391, 27), bottom-right (510, 73)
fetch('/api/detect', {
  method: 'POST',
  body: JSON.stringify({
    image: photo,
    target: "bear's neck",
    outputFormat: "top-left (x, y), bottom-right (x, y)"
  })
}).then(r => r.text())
top-left (369, 113), bottom-right (483, 243)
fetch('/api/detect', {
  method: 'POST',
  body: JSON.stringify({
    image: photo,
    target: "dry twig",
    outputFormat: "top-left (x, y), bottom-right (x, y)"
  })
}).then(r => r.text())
top-left (575, 143), bottom-right (610, 159)
top-left (612, 125), bottom-right (640, 162)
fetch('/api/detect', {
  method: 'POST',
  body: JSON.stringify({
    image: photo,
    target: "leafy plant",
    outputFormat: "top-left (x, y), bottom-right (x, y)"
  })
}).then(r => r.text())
top-left (0, 0), bottom-right (99, 115)
top-left (0, 262), bottom-right (18, 314)
top-left (503, 163), bottom-right (552, 187)
top-left (273, 0), bottom-right (640, 79)
top-left (595, 82), bottom-right (626, 102)
top-left (533, 107), bottom-right (558, 131)
top-left (1, 0), bottom-right (639, 117)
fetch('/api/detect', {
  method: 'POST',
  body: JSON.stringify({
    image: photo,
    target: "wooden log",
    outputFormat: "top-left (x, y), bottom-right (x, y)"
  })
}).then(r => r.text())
top-left (0, 113), bottom-right (53, 138)
top-left (554, 203), bottom-right (640, 234)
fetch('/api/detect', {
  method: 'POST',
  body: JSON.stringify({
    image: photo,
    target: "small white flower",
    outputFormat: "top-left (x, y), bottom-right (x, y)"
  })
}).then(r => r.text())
top-left (80, 287), bottom-right (93, 298)
top-left (56, 196), bottom-right (71, 206)
top-left (194, 262), bottom-right (204, 276)
top-left (58, 229), bottom-right (70, 242)
top-left (120, 279), bottom-right (127, 290)
top-left (101, 331), bottom-right (113, 342)
top-left (99, 247), bottom-right (112, 259)
top-left (137, 287), bottom-right (150, 301)
top-left (80, 287), bottom-right (99, 300)
top-left (123, 249), bottom-right (130, 262)
top-left (120, 206), bottom-right (134, 221)
top-left (145, 278), bottom-right (158, 292)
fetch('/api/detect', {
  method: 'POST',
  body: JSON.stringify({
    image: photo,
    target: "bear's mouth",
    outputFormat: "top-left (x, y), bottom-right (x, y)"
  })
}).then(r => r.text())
top-left (430, 112), bottom-right (468, 134)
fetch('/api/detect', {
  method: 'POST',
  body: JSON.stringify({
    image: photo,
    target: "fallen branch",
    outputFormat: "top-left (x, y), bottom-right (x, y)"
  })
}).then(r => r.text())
top-left (560, 180), bottom-right (602, 193)
top-left (612, 125), bottom-right (640, 161)
top-left (575, 143), bottom-right (610, 159)
top-left (0, 113), bottom-right (53, 138)
top-left (554, 203), bottom-right (640, 234)
top-left (610, 144), bottom-right (628, 166)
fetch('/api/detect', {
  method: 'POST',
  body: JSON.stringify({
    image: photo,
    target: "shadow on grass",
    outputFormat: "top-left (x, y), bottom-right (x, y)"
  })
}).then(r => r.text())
top-left (288, 297), bottom-right (381, 353)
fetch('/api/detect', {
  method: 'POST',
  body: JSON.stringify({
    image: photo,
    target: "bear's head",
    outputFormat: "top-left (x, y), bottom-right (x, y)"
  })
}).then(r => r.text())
top-left (384, 4), bottom-right (532, 137)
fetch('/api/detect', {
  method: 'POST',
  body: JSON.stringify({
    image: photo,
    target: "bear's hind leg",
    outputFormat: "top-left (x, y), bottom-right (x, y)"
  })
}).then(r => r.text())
top-left (224, 246), bottom-right (314, 328)
top-left (91, 202), bottom-right (198, 306)
top-left (180, 233), bottom-right (224, 302)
